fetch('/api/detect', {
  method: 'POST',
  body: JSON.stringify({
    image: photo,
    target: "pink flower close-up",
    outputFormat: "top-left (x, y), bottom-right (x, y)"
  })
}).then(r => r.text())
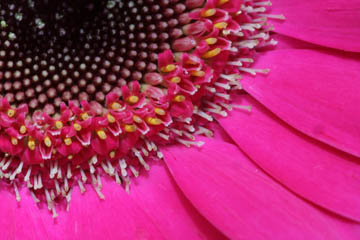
top-left (0, 0), bottom-right (359, 239)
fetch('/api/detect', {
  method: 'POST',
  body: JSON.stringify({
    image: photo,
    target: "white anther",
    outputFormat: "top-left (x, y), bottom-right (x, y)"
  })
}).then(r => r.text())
top-left (129, 165), bottom-right (139, 178)
top-left (67, 163), bottom-right (72, 179)
top-left (176, 138), bottom-right (205, 148)
top-left (78, 179), bottom-right (86, 194)
top-left (239, 67), bottom-right (270, 75)
top-left (13, 182), bottom-right (21, 202)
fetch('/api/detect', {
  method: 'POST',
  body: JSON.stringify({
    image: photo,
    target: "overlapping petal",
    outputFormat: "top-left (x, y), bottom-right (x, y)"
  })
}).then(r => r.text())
top-left (270, 0), bottom-right (360, 52)
top-left (242, 49), bottom-right (360, 157)
top-left (0, 180), bottom-right (163, 239)
top-left (128, 163), bottom-right (226, 240)
top-left (0, 161), bottom-right (229, 239)
top-left (163, 138), bottom-right (360, 240)
top-left (218, 95), bottom-right (360, 222)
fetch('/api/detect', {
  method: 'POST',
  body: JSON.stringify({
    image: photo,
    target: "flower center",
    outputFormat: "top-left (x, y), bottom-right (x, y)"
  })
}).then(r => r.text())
top-left (0, 0), bottom-right (186, 113)
top-left (0, 0), bottom-right (282, 218)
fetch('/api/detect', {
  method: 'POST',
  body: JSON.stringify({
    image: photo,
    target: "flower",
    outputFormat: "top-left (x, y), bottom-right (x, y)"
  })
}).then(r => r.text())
top-left (0, 0), bottom-right (359, 239)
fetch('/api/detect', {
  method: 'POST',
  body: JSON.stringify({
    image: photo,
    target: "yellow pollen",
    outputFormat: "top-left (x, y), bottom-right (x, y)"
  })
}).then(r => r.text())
top-left (7, 109), bottom-right (15, 117)
top-left (161, 64), bottom-right (176, 73)
top-left (96, 130), bottom-right (107, 140)
top-left (68, 155), bottom-right (73, 160)
top-left (74, 123), bottom-right (82, 131)
top-left (107, 114), bottom-right (116, 123)
top-left (11, 137), bottom-right (18, 145)
top-left (19, 125), bottom-right (27, 134)
top-left (146, 117), bottom-right (162, 126)
top-left (28, 138), bottom-right (36, 150)
top-left (44, 136), bottom-right (52, 147)
top-left (205, 37), bottom-right (218, 45)
top-left (109, 151), bottom-right (115, 159)
top-left (174, 95), bottom-right (186, 102)
top-left (217, 0), bottom-right (229, 6)
top-left (203, 48), bottom-right (222, 59)
top-left (201, 8), bottom-right (216, 18)
top-left (124, 124), bottom-right (137, 133)
top-left (81, 112), bottom-right (89, 121)
top-left (55, 121), bottom-right (63, 129)
top-left (191, 70), bottom-right (206, 77)
top-left (133, 115), bottom-right (143, 123)
top-left (111, 102), bottom-right (122, 110)
top-left (214, 22), bottom-right (228, 29)
top-left (154, 108), bottom-right (166, 116)
top-left (64, 138), bottom-right (72, 146)
top-left (170, 76), bottom-right (181, 83)
top-left (127, 95), bottom-right (139, 105)
top-left (52, 149), bottom-right (57, 154)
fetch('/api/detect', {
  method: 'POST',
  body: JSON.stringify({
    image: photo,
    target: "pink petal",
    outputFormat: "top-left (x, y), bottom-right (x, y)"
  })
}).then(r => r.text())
top-left (0, 181), bottom-right (164, 239)
top-left (218, 94), bottom-right (360, 222)
top-left (242, 49), bottom-right (360, 157)
top-left (163, 138), bottom-right (360, 239)
top-left (270, 0), bottom-right (360, 52)
top-left (129, 163), bottom-right (225, 239)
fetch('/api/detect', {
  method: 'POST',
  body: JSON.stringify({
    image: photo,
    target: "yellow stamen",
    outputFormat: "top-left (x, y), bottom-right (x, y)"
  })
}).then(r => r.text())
top-left (44, 136), bottom-right (52, 147)
top-left (205, 37), bottom-right (218, 45)
top-left (107, 114), bottom-right (116, 123)
top-left (191, 70), bottom-right (205, 77)
top-left (202, 48), bottom-right (222, 59)
top-left (74, 123), bottom-right (82, 131)
top-left (214, 22), bottom-right (228, 29)
top-left (64, 138), bottom-right (72, 146)
top-left (124, 124), bottom-right (137, 132)
top-left (81, 112), bottom-right (89, 121)
top-left (52, 149), bottom-right (57, 154)
top-left (19, 125), bottom-right (27, 134)
top-left (161, 64), bottom-right (176, 73)
top-left (55, 120), bottom-right (63, 129)
top-left (127, 95), bottom-right (139, 105)
top-left (173, 95), bottom-right (186, 102)
top-left (109, 151), bottom-right (115, 159)
top-left (7, 109), bottom-right (15, 118)
top-left (133, 115), bottom-right (143, 123)
top-left (11, 137), bottom-right (18, 145)
top-left (96, 130), bottom-right (107, 140)
top-left (201, 8), bottom-right (216, 18)
top-left (217, 0), bottom-right (229, 6)
top-left (146, 117), bottom-right (162, 126)
top-left (170, 76), bottom-right (181, 84)
top-left (111, 102), bottom-right (122, 110)
top-left (28, 137), bottom-right (36, 150)
top-left (68, 155), bottom-right (73, 160)
top-left (154, 108), bottom-right (166, 116)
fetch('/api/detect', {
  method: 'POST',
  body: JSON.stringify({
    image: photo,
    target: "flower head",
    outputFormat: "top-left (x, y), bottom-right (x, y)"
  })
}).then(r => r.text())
top-left (0, 0), bottom-right (359, 239)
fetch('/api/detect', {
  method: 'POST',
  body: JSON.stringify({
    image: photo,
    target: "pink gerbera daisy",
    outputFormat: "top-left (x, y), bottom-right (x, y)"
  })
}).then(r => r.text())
top-left (0, 0), bottom-right (359, 239)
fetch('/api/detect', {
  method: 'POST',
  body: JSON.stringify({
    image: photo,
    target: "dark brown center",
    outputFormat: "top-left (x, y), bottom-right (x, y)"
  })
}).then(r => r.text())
top-left (0, 0), bottom-right (187, 114)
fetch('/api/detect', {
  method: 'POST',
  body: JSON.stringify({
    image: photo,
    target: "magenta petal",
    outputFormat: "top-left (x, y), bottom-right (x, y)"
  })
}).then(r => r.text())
top-left (270, 0), bottom-right (360, 52)
top-left (0, 181), bottom-right (164, 239)
top-left (218, 95), bottom-right (360, 222)
top-left (129, 163), bottom-right (225, 239)
top-left (163, 138), bottom-right (360, 239)
top-left (243, 49), bottom-right (360, 157)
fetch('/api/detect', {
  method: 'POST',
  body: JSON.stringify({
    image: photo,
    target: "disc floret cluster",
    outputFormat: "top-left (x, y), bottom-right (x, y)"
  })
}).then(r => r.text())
top-left (0, 0), bottom-right (282, 217)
